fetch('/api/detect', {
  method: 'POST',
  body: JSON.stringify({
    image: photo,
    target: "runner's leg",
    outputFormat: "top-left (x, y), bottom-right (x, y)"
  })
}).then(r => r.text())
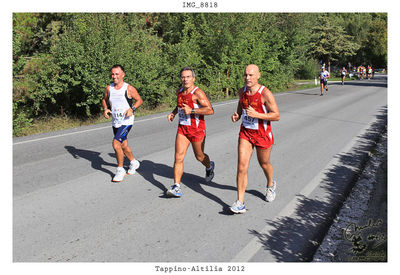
top-left (113, 139), bottom-right (125, 167)
top-left (256, 146), bottom-right (273, 187)
top-left (192, 137), bottom-right (211, 168)
top-left (237, 138), bottom-right (254, 203)
top-left (174, 133), bottom-right (191, 184)
top-left (121, 140), bottom-right (134, 162)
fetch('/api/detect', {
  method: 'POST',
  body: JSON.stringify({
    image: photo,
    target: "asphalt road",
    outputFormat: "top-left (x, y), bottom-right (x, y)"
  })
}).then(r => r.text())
top-left (13, 75), bottom-right (387, 262)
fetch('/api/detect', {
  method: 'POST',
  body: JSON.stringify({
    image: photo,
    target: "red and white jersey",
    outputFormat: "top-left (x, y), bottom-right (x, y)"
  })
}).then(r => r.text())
top-left (177, 86), bottom-right (205, 130)
top-left (240, 85), bottom-right (272, 138)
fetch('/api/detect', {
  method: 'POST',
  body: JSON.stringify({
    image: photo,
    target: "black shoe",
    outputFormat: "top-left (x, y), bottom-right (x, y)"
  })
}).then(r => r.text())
top-left (205, 161), bottom-right (215, 182)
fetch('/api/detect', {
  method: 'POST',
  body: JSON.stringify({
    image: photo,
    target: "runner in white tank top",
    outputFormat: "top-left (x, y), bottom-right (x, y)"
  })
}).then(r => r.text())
top-left (109, 82), bottom-right (134, 127)
top-left (101, 65), bottom-right (143, 182)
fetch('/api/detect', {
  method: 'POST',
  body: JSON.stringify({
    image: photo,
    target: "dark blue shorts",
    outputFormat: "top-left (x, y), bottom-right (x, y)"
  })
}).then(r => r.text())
top-left (113, 125), bottom-right (132, 143)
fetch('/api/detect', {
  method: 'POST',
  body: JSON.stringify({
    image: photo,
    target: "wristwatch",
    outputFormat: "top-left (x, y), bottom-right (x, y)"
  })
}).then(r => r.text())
top-left (131, 106), bottom-right (136, 112)
top-left (191, 108), bottom-right (195, 114)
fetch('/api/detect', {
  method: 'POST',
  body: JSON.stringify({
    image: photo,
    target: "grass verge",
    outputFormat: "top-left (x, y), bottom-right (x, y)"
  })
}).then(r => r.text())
top-left (15, 103), bottom-right (174, 137)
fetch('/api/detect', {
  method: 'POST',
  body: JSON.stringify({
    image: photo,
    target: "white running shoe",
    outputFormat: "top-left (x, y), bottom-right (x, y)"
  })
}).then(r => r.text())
top-left (166, 184), bottom-right (182, 197)
top-left (128, 159), bottom-right (140, 175)
top-left (229, 200), bottom-right (246, 214)
top-left (265, 180), bottom-right (276, 202)
top-left (113, 167), bottom-right (126, 182)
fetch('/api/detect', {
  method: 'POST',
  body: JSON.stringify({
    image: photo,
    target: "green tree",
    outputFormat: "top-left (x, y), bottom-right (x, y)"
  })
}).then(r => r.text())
top-left (333, 13), bottom-right (387, 68)
top-left (13, 13), bottom-right (387, 137)
top-left (310, 14), bottom-right (359, 70)
top-left (45, 13), bottom-right (166, 116)
top-left (365, 14), bottom-right (387, 67)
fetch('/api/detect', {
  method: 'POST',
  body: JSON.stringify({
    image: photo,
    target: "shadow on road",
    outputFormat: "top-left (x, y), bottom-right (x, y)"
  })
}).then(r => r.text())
top-left (63, 145), bottom-right (260, 212)
top-left (288, 91), bottom-right (320, 96)
top-left (64, 146), bottom-right (116, 180)
top-left (137, 160), bottom-right (234, 214)
top-left (136, 160), bottom-right (265, 215)
top-left (249, 106), bottom-right (387, 262)
top-left (333, 80), bottom-right (387, 88)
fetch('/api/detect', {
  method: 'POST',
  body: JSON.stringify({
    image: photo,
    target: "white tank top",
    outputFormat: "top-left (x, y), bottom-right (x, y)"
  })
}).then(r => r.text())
top-left (109, 82), bottom-right (134, 127)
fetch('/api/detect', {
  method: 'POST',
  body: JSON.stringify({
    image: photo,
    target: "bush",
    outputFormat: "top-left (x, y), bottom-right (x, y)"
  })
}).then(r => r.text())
top-left (295, 59), bottom-right (320, 79)
top-left (13, 102), bottom-right (33, 136)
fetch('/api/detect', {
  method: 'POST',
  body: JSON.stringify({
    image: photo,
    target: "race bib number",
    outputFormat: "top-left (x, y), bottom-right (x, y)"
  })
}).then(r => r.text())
top-left (242, 109), bottom-right (258, 130)
top-left (112, 108), bottom-right (125, 126)
top-left (178, 108), bottom-right (191, 126)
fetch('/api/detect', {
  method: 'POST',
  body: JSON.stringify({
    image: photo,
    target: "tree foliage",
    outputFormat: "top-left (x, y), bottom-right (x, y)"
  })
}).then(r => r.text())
top-left (12, 13), bottom-right (388, 136)
top-left (311, 14), bottom-right (360, 68)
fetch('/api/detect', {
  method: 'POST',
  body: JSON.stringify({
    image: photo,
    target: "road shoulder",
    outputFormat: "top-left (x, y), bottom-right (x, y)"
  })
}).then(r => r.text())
top-left (313, 124), bottom-right (387, 262)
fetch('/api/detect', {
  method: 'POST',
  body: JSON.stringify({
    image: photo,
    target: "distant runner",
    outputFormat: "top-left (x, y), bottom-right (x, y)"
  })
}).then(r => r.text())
top-left (101, 64), bottom-right (143, 182)
top-left (363, 66), bottom-right (367, 79)
top-left (357, 65), bottom-right (364, 80)
top-left (340, 67), bottom-right (347, 85)
top-left (166, 67), bottom-right (215, 197)
top-left (367, 65), bottom-right (373, 80)
top-left (319, 67), bottom-right (330, 96)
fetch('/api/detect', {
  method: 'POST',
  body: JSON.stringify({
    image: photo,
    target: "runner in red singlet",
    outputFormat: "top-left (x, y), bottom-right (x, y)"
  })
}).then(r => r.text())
top-left (176, 86), bottom-right (206, 142)
top-left (230, 64), bottom-right (280, 214)
top-left (166, 67), bottom-right (215, 197)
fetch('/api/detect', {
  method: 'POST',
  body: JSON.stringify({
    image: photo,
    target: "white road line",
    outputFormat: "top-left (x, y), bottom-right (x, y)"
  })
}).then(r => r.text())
top-left (13, 114), bottom-right (166, 145)
top-left (230, 115), bottom-right (376, 262)
top-left (13, 100), bottom-right (238, 146)
top-left (11, 90), bottom-right (302, 146)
